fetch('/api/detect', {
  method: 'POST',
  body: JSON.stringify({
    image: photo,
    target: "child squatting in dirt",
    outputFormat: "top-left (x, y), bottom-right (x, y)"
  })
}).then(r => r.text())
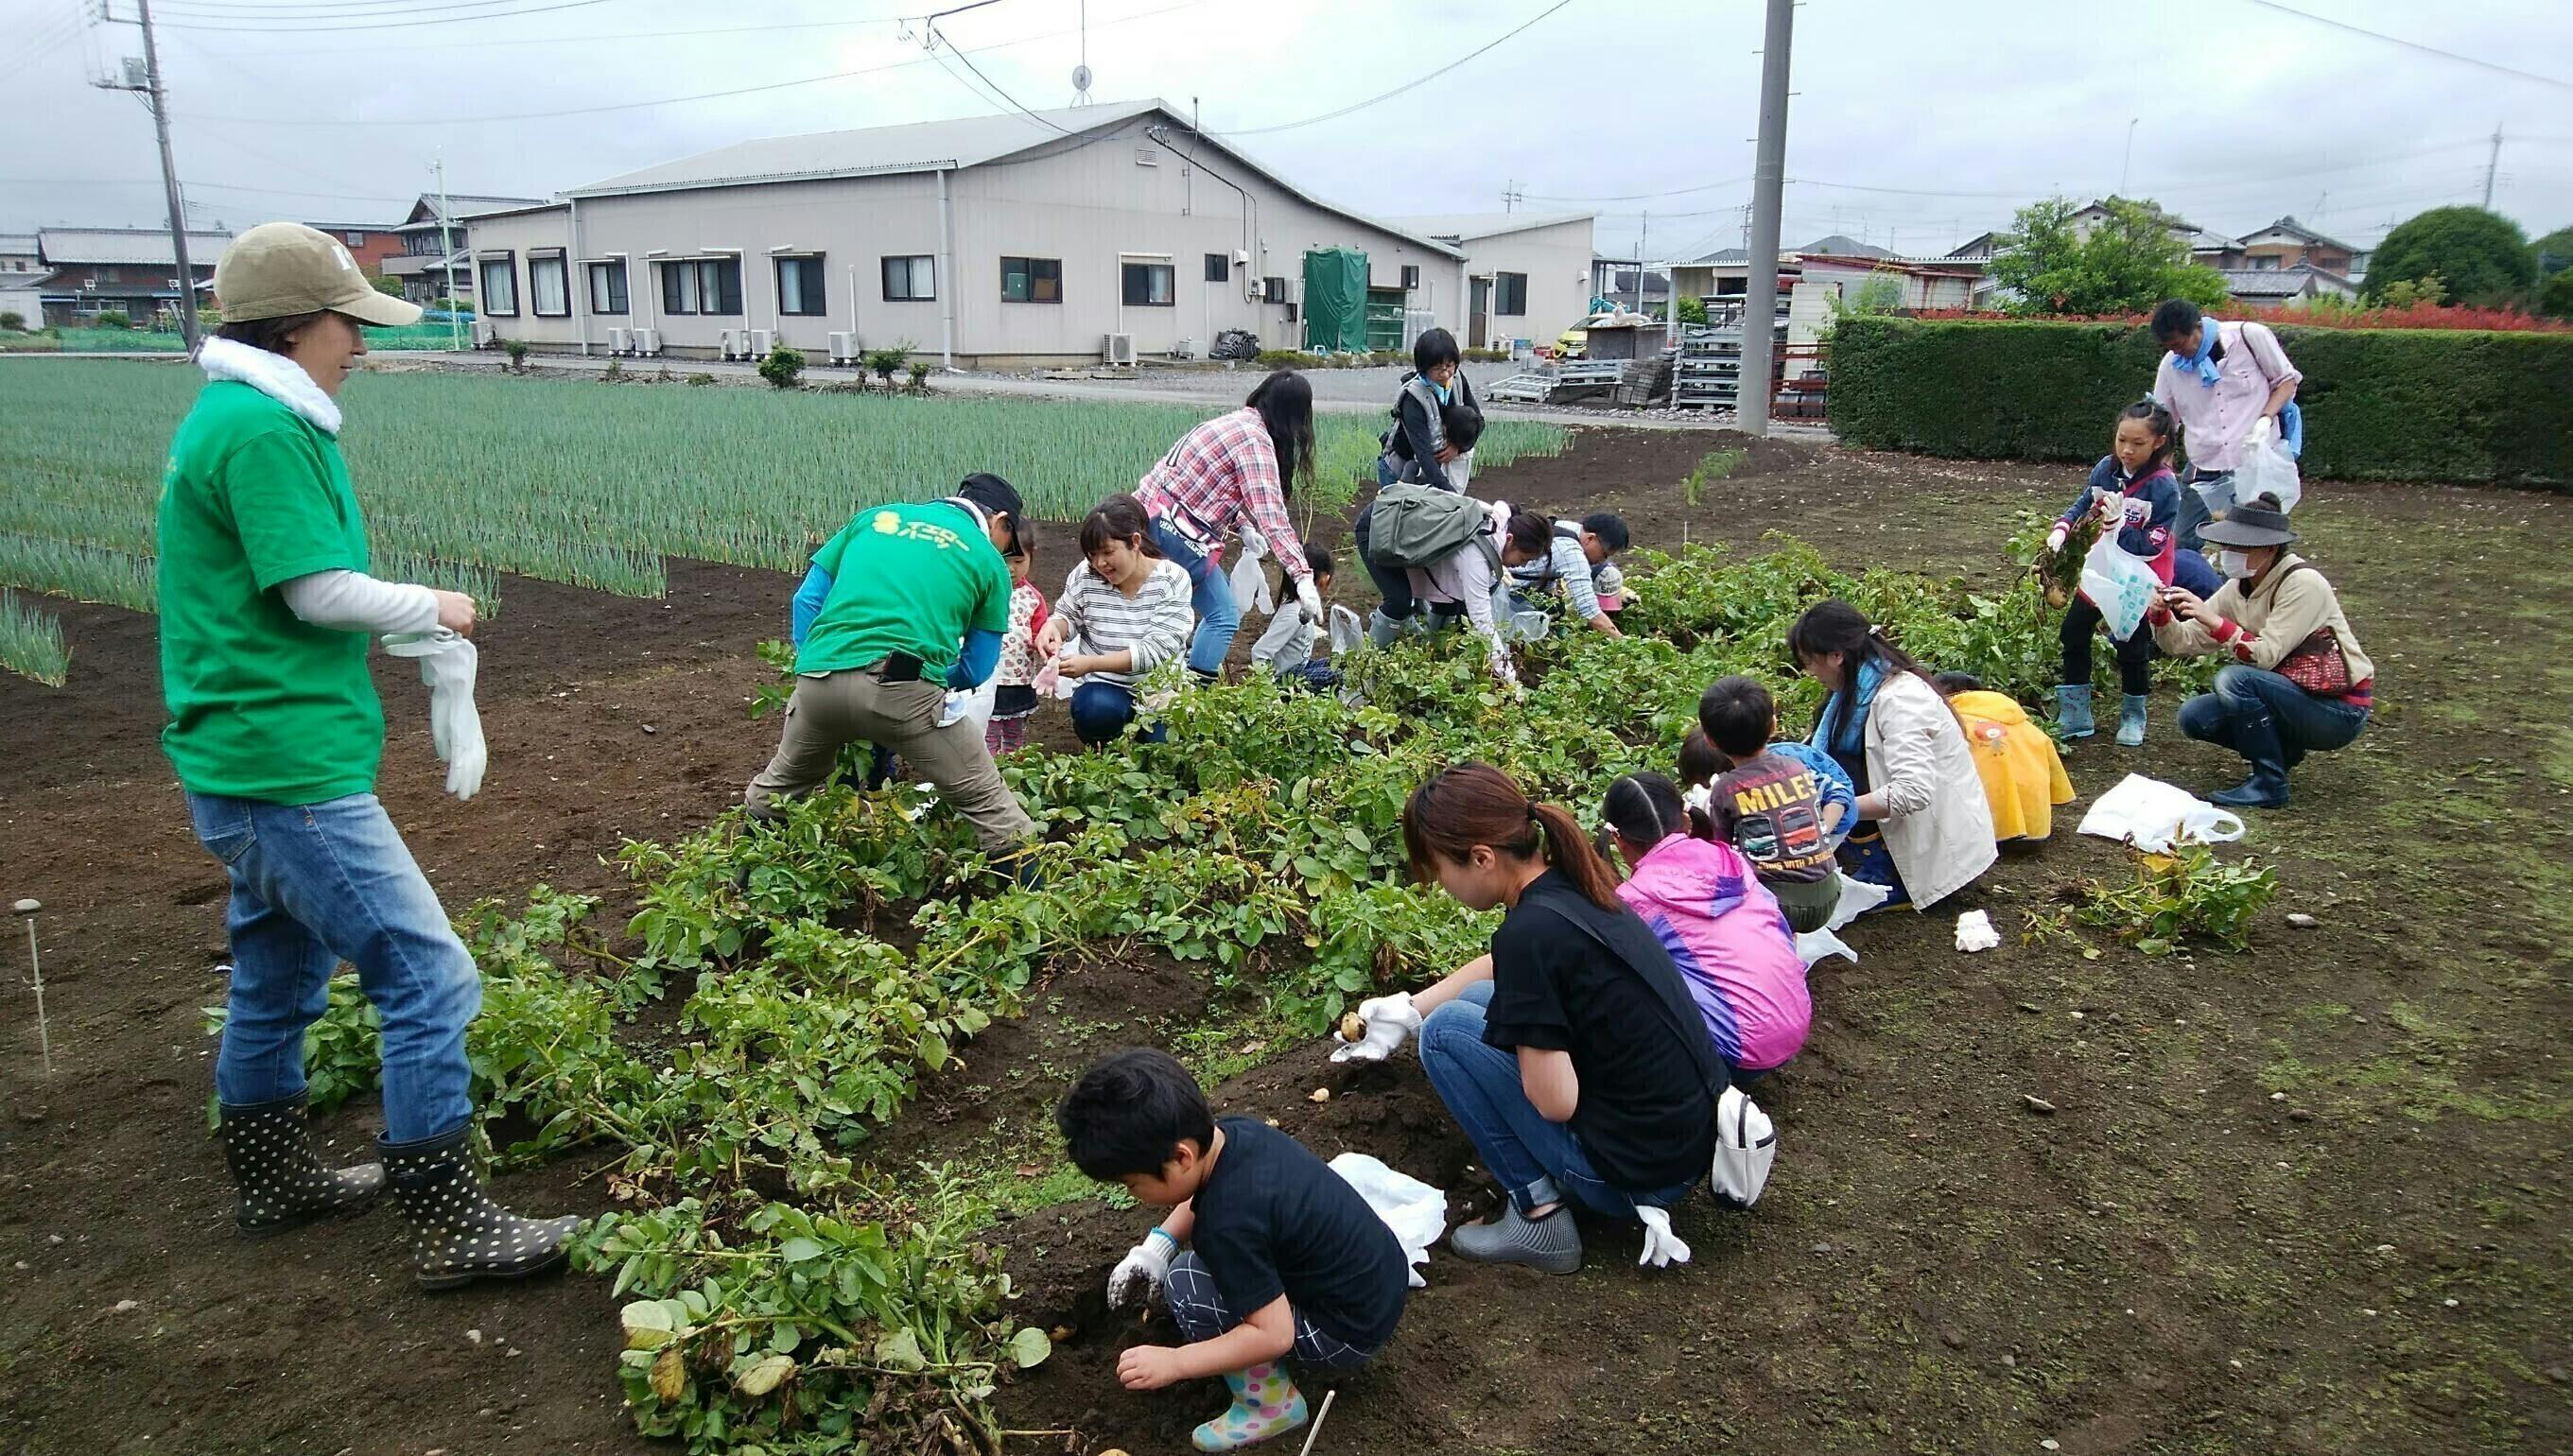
top-left (1057, 1048), bottom-right (1408, 1452)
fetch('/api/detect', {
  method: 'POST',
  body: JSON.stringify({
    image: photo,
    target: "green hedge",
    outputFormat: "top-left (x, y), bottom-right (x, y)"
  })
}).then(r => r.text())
top-left (1829, 317), bottom-right (2573, 487)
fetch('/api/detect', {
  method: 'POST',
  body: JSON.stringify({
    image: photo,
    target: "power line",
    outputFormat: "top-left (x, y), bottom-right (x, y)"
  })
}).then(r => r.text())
top-left (149, 0), bottom-right (513, 14)
top-left (1213, 0), bottom-right (1575, 138)
top-left (1523, 175), bottom-right (1753, 204)
top-left (148, 0), bottom-right (620, 33)
top-left (180, 11), bottom-right (903, 55)
top-left (0, 175), bottom-right (411, 203)
top-left (2234, 0), bottom-right (2573, 94)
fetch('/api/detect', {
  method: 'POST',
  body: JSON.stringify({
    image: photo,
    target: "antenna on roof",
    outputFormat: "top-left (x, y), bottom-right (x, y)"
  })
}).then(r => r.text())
top-left (1071, 0), bottom-right (1091, 104)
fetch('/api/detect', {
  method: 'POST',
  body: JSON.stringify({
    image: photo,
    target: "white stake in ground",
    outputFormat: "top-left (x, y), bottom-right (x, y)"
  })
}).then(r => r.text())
top-left (1295, 1388), bottom-right (1337, 1456)
top-left (13, 898), bottom-right (48, 1075)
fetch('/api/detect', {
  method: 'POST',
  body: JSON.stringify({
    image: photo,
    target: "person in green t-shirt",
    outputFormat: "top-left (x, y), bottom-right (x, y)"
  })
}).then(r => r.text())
top-left (750, 474), bottom-right (1039, 858)
top-left (165, 222), bottom-right (577, 1291)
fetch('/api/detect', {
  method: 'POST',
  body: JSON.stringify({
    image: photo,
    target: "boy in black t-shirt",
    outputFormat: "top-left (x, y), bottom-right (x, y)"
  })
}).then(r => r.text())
top-left (1058, 1049), bottom-right (1407, 1452)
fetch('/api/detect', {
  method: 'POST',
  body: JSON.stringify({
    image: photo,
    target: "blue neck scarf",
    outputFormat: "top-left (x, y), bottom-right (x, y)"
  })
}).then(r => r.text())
top-left (1426, 375), bottom-right (1452, 407)
top-left (2170, 318), bottom-right (2224, 388)
top-left (1809, 656), bottom-right (1886, 762)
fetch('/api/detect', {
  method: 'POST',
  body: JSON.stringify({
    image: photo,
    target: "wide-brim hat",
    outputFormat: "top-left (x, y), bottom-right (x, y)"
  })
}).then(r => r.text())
top-left (214, 221), bottom-right (423, 327)
top-left (2199, 495), bottom-right (2298, 548)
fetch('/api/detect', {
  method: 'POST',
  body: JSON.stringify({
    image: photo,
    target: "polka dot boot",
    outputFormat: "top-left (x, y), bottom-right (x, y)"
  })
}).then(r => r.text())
top-left (218, 1092), bottom-right (386, 1236)
top-left (1191, 1361), bottom-right (1309, 1452)
top-left (380, 1126), bottom-right (581, 1292)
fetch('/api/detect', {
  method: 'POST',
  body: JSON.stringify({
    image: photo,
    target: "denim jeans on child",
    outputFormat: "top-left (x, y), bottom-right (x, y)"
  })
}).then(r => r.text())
top-left (1417, 982), bottom-right (1698, 1219)
top-left (1147, 518), bottom-right (1240, 679)
top-left (1069, 681), bottom-right (1168, 746)
top-left (187, 790), bottom-right (481, 1143)
top-left (1164, 1252), bottom-right (1376, 1371)
top-left (2177, 664), bottom-right (2367, 773)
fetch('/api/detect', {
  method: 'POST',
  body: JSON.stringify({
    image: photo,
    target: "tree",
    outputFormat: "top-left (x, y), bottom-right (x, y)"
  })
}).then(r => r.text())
top-left (2533, 225), bottom-right (2573, 278)
top-left (2376, 276), bottom-right (2445, 308)
top-left (373, 274), bottom-right (405, 296)
top-left (2540, 269), bottom-right (2573, 321)
top-left (1989, 197), bottom-right (2229, 317)
top-left (1675, 295), bottom-right (1709, 325)
top-left (757, 343), bottom-right (806, 390)
top-left (2361, 206), bottom-right (2535, 306)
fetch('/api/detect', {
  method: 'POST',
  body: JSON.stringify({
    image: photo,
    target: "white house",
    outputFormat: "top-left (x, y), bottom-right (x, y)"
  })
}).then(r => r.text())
top-left (467, 100), bottom-right (1469, 367)
top-left (1383, 212), bottom-right (1596, 350)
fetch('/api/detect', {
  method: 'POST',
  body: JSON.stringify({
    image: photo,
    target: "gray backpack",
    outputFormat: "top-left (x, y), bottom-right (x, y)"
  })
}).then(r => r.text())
top-left (1366, 482), bottom-right (1497, 574)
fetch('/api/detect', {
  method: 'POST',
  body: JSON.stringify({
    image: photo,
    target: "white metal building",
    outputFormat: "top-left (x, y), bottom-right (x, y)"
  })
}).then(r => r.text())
top-left (467, 100), bottom-right (1471, 367)
top-left (1384, 213), bottom-right (1597, 350)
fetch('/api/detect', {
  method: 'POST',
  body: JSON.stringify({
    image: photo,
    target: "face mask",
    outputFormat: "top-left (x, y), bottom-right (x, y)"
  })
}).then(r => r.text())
top-left (2215, 548), bottom-right (2254, 580)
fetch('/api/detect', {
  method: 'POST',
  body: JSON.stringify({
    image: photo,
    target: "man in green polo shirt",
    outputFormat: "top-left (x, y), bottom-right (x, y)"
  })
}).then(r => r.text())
top-left (749, 472), bottom-right (1039, 856)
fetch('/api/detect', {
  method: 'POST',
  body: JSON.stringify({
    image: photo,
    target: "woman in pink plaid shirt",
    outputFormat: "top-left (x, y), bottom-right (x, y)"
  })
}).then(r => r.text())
top-left (1131, 371), bottom-right (1326, 680)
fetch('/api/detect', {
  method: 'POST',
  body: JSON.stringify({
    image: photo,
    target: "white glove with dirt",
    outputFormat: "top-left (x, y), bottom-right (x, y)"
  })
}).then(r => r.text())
top-left (1330, 993), bottom-right (1423, 1065)
top-left (1106, 1227), bottom-right (1177, 1312)
top-left (1636, 1205), bottom-right (1692, 1268)
top-left (1295, 577), bottom-right (1325, 626)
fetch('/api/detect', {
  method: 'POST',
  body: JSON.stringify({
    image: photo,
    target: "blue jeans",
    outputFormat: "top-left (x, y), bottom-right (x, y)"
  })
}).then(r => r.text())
top-left (2177, 665), bottom-right (2367, 777)
top-left (187, 790), bottom-right (482, 1143)
top-left (1147, 518), bottom-right (1239, 678)
top-left (1417, 982), bottom-right (1698, 1218)
top-left (2176, 467), bottom-right (2234, 557)
top-left (1069, 680), bottom-right (1166, 746)
top-left (1164, 1253), bottom-right (1377, 1371)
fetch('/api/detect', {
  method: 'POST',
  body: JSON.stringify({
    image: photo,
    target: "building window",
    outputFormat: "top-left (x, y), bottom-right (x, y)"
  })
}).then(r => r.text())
top-left (1261, 275), bottom-right (1286, 303)
top-left (1121, 260), bottom-right (1174, 306)
top-left (775, 254), bottom-right (827, 316)
top-left (1401, 264), bottom-right (1421, 289)
top-left (1205, 252), bottom-right (1229, 283)
top-left (1001, 255), bottom-right (1062, 303)
top-left (478, 252), bottom-right (517, 316)
top-left (881, 254), bottom-right (935, 302)
top-left (587, 260), bottom-right (627, 315)
top-left (1495, 271), bottom-right (1527, 316)
top-left (694, 257), bottom-right (742, 316)
top-left (660, 260), bottom-right (696, 315)
top-left (344, 231), bottom-right (367, 248)
top-left (529, 252), bottom-right (569, 317)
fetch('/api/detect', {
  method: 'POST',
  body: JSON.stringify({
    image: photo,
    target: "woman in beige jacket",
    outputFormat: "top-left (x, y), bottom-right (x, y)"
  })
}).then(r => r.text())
top-left (2150, 493), bottom-right (2373, 808)
top-left (1789, 601), bottom-right (1997, 910)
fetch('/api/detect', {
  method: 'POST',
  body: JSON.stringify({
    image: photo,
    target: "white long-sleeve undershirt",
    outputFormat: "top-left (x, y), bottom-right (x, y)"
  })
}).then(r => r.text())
top-left (280, 569), bottom-right (441, 635)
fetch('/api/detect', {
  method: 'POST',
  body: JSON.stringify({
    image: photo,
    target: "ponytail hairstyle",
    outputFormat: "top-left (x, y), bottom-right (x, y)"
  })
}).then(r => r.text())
top-left (1787, 599), bottom-right (1958, 732)
top-left (2119, 397), bottom-right (2178, 472)
top-left (1245, 370), bottom-right (1316, 501)
top-left (1502, 509), bottom-right (1552, 561)
top-left (1600, 771), bottom-right (1712, 861)
top-left (1402, 761), bottom-right (1622, 912)
top-left (1078, 493), bottom-right (1162, 562)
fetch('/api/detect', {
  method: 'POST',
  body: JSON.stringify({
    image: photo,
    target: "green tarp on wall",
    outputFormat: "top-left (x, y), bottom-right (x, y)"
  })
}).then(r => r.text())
top-left (1301, 248), bottom-right (1369, 353)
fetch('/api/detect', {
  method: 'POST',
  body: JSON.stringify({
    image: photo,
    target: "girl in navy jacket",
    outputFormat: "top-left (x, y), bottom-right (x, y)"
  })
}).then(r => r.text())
top-left (2043, 400), bottom-right (2185, 747)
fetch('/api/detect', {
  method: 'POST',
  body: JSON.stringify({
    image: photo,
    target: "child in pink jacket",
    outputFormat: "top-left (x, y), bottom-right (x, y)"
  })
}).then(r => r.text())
top-left (1599, 771), bottom-right (1812, 1084)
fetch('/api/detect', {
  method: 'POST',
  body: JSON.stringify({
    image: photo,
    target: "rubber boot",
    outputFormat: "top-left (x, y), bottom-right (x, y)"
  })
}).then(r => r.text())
top-left (1367, 609), bottom-right (1405, 650)
top-left (2054, 684), bottom-right (2095, 740)
top-left (1191, 1362), bottom-right (1310, 1451)
top-left (382, 1126), bottom-right (582, 1291)
top-left (2208, 707), bottom-right (2291, 808)
top-left (1450, 1200), bottom-right (1583, 1274)
top-left (219, 1092), bottom-right (385, 1235)
top-left (2115, 693), bottom-right (2150, 748)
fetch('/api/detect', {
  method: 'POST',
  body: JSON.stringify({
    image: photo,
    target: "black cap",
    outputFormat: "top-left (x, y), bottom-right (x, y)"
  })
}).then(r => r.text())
top-left (954, 472), bottom-right (1022, 522)
top-left (2199, 493), bottom-right (2299, 548)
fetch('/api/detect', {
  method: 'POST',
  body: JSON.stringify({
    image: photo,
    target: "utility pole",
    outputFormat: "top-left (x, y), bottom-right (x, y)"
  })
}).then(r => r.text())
top-left (2482, 126), bottom-right (2502, 210)
top-left (1740, 0), bottom-right (1794, 438)
top-left (98, 0), bottom-right (200, 350)
top-left (436, 157), bottom-right (461, 351)
top-left (2118, 116), bottom-right (2138, 197)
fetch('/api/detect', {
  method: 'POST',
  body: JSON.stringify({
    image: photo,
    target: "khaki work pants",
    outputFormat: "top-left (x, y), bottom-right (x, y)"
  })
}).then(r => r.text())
top-left (744, 669), bottom-right (1037, 854)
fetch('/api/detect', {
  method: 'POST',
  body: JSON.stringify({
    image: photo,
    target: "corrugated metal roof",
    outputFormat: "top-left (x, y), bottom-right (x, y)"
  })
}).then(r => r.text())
top-left (1383, 212), bottom-right (1595, 243)
top-left (0, 234), bottom-right (38, 254)
top-left (37, 228), bottom-right (234, 266)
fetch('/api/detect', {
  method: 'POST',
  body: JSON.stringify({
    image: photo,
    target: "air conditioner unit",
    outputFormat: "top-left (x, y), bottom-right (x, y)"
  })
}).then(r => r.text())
top-left (605, 326), bottom-right (630, 355)
top-left (632, 328), bottom-right (660, 355)
top-left (1102, 332), bottom-right (1138, 367)
top-left (747, 328), bottom-right (774, 356)
top-left (826, 331), bottom-right (856, 364)
top-left (718, 328), bottom-right (746, 359)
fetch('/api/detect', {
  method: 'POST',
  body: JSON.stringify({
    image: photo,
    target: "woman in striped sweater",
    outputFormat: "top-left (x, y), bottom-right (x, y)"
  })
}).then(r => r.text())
top-left (1039, 494), bottom-right (1198, 747)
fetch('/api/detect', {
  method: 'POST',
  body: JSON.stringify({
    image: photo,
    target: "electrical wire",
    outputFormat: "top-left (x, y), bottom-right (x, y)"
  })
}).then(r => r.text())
top-left (150, 0), bottom-right (621, 34)
top-left (180, 10), bottom-right (903, 55)
top-left (1523, 176), bottom-right (1753, 204)
top-left (2234, 0), bottom-right (2573, 94)
top-left (1212, 0), bottom-right (1576, 138)
top-left (0, 175), bottom-right (412, 203)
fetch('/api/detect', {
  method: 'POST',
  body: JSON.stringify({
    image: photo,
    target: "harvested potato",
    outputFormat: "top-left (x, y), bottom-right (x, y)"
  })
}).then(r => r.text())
top-left (1339, 1013), bottom-right (1367, 1044)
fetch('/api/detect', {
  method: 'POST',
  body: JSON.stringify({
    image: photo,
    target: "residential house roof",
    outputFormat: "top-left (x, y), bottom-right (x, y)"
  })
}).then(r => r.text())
top-left (567, 100), bottom-right (1464, 259)
top-left (36, 227), bottom-right (234, 266)
top-left (1383, 211), bottom-right (1595, 243)
top-left (2217, 264), bottom-right (2355, 301)
top-left (1797, 234), bottom-right (1895, 259)
top-left (1946, 231), bottom-right (2008, 259)
top-left (2240, 215), bottom-right (2353, 251)
top-left (0, 234), bottom-right (39, 255)
top-left (403, 194), bottom-right (548, 226)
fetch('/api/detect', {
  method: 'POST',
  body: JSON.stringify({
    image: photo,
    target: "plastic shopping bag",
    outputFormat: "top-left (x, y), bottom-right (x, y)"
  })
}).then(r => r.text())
top-left (2234, 416), bottom-right (2303, 514)
top-left (939, 681), bottom-right (998, 733)
top-left (1328, 1153), bottom-right (1448, 1289)
top-left (2077, 772), bottom-right (2247, 854)
top-left (1327, 604), bottom-right (1365, 655)
top-left (1794, 874), bottom-right (1889, 969)
top-left (1226, 524), bottom-right (1278, 619)
top-left (2079, 531), bottom-right (2161, 642)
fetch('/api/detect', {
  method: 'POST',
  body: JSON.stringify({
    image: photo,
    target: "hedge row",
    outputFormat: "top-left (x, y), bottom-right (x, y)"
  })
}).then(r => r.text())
top-left (1828, 317), bottom-right (2573, 487)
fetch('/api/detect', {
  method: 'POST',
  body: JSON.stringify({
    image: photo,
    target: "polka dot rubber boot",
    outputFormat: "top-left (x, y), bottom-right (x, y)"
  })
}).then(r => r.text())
top-left (380, 1127), bottom-right (581, 1291)
top-left (1191, 1362), bottom-right (1309, 1452)
top-left (218, 1093), bottom-right (386, 1236)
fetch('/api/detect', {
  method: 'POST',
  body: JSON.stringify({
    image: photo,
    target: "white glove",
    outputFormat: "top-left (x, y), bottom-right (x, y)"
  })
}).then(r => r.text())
top-left (1954, 910), bottom-right (2000, 953)
top-left (1330, 994), bottom-right (1423, 1064)
top-left (937, 690), bottom-right (969, 728)
top-left (1106, 1228), bottom-right (1177, 1312)
top-left (2045, 524), bottom-right (2069, 554)
top-left (1636, 1206), bottom-right (1692, 1268)
top-left (1294, 577), bottom-right (1324, 625)
top-left (381, 629), bottom-right (485, 801)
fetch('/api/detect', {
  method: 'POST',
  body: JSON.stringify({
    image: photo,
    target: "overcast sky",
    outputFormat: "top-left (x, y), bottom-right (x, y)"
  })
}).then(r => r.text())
top-left (5, 0), bottom-right (2567, 260)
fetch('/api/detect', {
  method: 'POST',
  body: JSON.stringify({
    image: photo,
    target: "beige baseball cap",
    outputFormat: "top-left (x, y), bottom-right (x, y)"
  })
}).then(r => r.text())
top-left (214, 221), bottom-right (423, 327)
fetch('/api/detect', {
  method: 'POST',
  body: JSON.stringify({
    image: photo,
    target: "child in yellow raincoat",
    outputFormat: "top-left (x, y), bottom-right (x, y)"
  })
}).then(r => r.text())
top-left (1934, 673), bottom-right (2075, 841)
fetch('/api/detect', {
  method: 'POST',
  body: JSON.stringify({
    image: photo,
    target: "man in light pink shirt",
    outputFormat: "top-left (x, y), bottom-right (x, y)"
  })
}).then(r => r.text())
top-left (2148, 298), bottom-right (2303, 556)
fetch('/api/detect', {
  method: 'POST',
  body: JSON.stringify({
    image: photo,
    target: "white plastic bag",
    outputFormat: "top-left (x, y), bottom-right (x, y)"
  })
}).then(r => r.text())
top-left (1328, 1153), bottom-right (1448, 1289)
top-left (940, 681), bottom-right (998, 733)
top-left (2079, 530), bottom-right (2161, 642)
top-left (1327, 604), bottom-right (1365, 655)
top-left (2077, 772), bottom-right (2247, 854)
top-left (2234, 415), bottom-right (2303, 514)
top-left (1795, 874), bottom-right (1888, 968)
top-left (1226, 525), bottom-right (1278, 619)
top-left (1708, 1084), bottom-right (1776, 1211)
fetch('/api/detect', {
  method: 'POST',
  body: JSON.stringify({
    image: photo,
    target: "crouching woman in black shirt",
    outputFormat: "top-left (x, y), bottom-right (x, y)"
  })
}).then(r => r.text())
top-left (1393, 761), bottom-right (1725, 1274)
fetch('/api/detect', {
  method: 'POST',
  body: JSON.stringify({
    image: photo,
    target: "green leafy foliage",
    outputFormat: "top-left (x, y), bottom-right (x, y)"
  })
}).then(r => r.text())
top-left (756, 344), bottom-right (806, 390)
top-left (0, 587), bottom-right (69, 685)
top-left (1988, 197), bottom-right (2230, 317)
top-left (2048, 843), bottom-right (2279, 956)
top-left (2541, 269), bottom-right (2573, 322)
top-left (1829, 316), bottom-right (2573, 488)
top-left (2362, 206), bottom-right (2537, 306)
